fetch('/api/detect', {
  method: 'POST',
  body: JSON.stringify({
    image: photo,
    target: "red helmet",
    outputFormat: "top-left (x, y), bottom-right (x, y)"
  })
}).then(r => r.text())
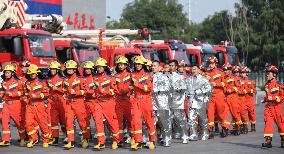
top-left (199, 65), bottom-right (206, 71)
top-left (232, 66), bottom-right (240, 73)
top-left (223, 63), bottom-right (232, 70)
top-left (265, 65), bottom-right (278, 74)
top-left (178, 60), bottom-right (186, 67)
top-left (20, 60), bottom-right (31, 67)
top-left (208, 56), bottom-right (218, 64)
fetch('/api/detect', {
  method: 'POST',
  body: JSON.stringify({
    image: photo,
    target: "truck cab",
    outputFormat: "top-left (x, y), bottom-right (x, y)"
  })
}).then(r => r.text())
top-left (54, 39), bottom-right (100, 65)
top-left (100, 46), bottom-right (141, 68)
top-left (0, 28), bottom-right (56, 77)
top-left (132, 40), bottom-right (173, 65)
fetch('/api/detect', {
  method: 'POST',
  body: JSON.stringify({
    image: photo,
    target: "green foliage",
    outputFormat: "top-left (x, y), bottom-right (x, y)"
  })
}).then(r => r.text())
top-left (106, 0), bottom-right (192, 41)
top-left (108, 0), bottom-right (284, 70)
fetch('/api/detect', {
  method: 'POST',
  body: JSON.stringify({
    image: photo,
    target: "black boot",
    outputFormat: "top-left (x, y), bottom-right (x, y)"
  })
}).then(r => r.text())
top-left (251, 124), bottom-right (256, 132)
top-left (281, 135), bottom-right (284, 148)
top-left (214, 123), bottom-right (219, 133)
top-left (262, 136), bottom-right (272, 148)
top-left (233, 125), bottom-right (240, 136)
top-left (209, 128), bottom-right (214, 139)
top-left (220, 127), bottom-right (229, 138)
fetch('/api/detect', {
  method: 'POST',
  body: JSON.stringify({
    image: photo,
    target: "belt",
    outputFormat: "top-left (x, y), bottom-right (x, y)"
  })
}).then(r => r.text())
top-left (153, 91), bottom-right (169, 95)
top-left (98, 97), bottom-right (113, 102)
top-left (67, 96), bottom-right (83, 103)
top-left (28, 101), bottom-right (43, 106)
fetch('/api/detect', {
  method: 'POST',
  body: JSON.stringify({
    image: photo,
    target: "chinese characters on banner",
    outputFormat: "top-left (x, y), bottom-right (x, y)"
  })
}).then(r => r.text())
top-left (66, 12), bottom-right (95, 30)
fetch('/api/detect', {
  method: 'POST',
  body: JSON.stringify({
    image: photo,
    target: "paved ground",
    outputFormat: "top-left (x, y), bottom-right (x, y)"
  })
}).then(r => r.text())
top-left (0, 93), bottom-right (283, 154)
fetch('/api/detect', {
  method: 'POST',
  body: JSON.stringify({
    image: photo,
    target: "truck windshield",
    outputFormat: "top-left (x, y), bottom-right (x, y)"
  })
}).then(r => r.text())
top-left (174, 51), bottom-right (190, 65)
top-left (142, 49), bottom-right (170, 63)
top-left (28, 34), bottom-right (55, 58)
top-left (75, 46), bottom-right (100, 64)
top-left (202, 53), bottom-right (215, 67)
top-left (228, 53), bottom-right (239, 66)
top-left (186, 53), bottom-right (199, 66)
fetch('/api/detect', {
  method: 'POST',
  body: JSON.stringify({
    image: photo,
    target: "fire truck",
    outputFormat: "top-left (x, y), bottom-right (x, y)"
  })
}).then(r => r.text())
top-left (56, 29), bottom-right (143, 68)
top-left (213, 41), bottom-right (240, 66)
top-left (132, 40), bottom-right (173, 65)
top-left (0, 0), bottom-right (64, 76)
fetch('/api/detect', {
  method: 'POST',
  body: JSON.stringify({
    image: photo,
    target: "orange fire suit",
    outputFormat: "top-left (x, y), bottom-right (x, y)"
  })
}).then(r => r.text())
top-left (83, 75), bottom-right (96, 138)
top-left (25, 78), bottom-right (50, 143)
top-left (207, 69), bottom-right (230, 129)
top-left (130, 70), bottom-right (156, 142)
top-left (238, 77), bottom-right (249, 125)
top-left (263, 79), bottom-right (284, 137)
top-left (64, 74), bottom-right (89, 142)
top-left (246, 78), bottom-right (257, 125)
top-left (224, 74), bottom-right (242, 127)
top-left (46, 75), bottom-right (66, 138)
top-left (114, 70), bottom-right (133, 139)
top-left (0, 77), bottom-right (26, 142)
top-left (92, 73), bottom-right (122, 144)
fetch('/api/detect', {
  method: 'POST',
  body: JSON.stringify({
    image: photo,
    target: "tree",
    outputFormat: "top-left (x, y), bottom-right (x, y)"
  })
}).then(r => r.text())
top-left (107, 0), bottom-right (191, 41)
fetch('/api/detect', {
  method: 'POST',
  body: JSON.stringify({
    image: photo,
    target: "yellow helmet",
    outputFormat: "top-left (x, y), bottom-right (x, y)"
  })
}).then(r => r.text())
top-left (133, 56), bottom-right (145, 65)
top-left (145, 59), bottom-right (152, 66)
top-left (4, 64), bottom-right (16, 72)
top-left (116, 56), bottom-right (128, 64)
top-left (65, 60), bottom-right (77, 69)
top-left (82, 61), bottom-right (95, 69)
top-left (48, 61), bottom-right (61, 69)
top-left (27, 64), bottom-right (41, 75)
top-left (95, 58), bottom-right (107, 67)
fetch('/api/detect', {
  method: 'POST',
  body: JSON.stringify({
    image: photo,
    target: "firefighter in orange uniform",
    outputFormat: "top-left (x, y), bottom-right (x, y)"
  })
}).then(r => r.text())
top-left (239, 67), bottom-right (249, 134)
top-left (24, 64), bottom-right (50, 148)
top-left (46, 61), bottom-right (66, 145)
top-left (130, 56), bottom-right (155, 150)
top-left (206, 56), bottom-right (230, 138)
top-left (114, 56), bottom-right (133, 143)
top-left (262, 65), bottom-right (284, 148)
top-left (82, 61), bottom-right (95, 141)
top-left (244, 67), bottom-right (257, 132)
top-left (0, 64), bottom-right (26, 147)
top-left (223, 63), bottom-right (241, 136)
top-left (63, 60), bottom-right (89, 150)
top-left (92, 58), bottom-right (122, 150)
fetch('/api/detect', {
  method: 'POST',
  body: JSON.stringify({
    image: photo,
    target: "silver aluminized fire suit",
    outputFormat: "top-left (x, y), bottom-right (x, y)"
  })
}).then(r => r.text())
top-left (187, 74), bottom-right (212, 140)
top-left (169, 72), bottom-right (188, 143)
top-left (152, 72), bottom-right (172, 146)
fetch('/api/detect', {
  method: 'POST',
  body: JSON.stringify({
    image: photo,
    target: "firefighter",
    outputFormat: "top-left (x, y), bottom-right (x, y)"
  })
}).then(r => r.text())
top-left (130, 56), bottom-right (156, 150)
top-left (24, 64), bottom-right (50, 148)
top-left (92, 58), bottom-right (122, 150)
top-left (187, 65), bottom-right (212, 141)
top-left (206, 56), bottom-right (230, 139)
top-left (63, 60), bottom-right (89, 150)
top-left (0, 64), bottom-right (26, 147)
top-left (168, 60), bottom-right (188, 143)
top-left (178, 60), bottom-right (190, 120)
top-left (46, 61), bottom-right (66, 145)
top-left (239, 67), bottom-right (249, 134)
top-left (262, 65), bottom-right (284, 148)
top-left (152, 60), bottom-right (172, 146)
top-left (243, 67), bottom-right (257, 132)
top-left (82, 61), bottom-right (95, 144)
top-left (223, 63), bottom-right (242, 136)
top-left (114, 56), bottom-right (133, 144)
top-left (145, 59), bottom-right (153, 72)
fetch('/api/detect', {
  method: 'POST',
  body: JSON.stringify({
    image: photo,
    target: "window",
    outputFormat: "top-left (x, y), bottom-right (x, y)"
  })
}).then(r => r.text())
top-left (28, 34), bottom-right (55, 58)
top-left (0, 36), bottom-right (24, 56)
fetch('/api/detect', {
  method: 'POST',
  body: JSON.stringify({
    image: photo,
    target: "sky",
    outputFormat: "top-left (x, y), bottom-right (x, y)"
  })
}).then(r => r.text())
top-left (106, 0), bottom-right (239, 23)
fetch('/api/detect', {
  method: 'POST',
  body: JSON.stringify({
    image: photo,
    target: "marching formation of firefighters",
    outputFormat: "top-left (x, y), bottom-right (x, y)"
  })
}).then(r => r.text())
top-left (0, 55), bottom-right (283, 150)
